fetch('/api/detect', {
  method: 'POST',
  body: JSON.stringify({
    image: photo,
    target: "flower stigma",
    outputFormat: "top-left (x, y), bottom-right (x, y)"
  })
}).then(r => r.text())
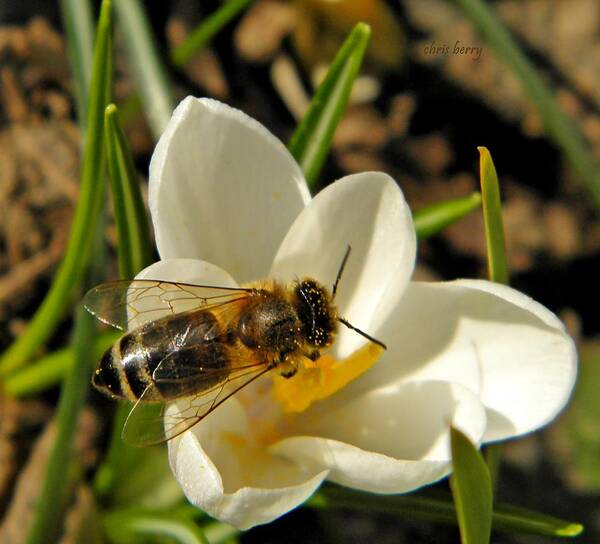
top-left (272, 342), bottom-right (385, 413)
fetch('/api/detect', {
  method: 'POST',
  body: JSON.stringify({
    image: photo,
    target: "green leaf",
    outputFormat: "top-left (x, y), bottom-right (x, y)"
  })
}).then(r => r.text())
top-left (3, 331), bottom-right (119, 397)
top-left (414, 192), bottom-right (482, 239)
top-left (96, 436), bottom-right (183, 510)
top-left (310, 486), bottom-right (583, 538)
top-left (478, 147), bottom-right (508, 285)
top-left (452, 0), bottom-right (600, 211)
top-left (97, 106), bottom-right (173, 507)
top-left (96, 103), bottom-right (166, 507)
top-left (59, 0), bottom-right (95, 125)
top-left (483, 441), bottom-right (502, 495)
top-left (103, 509), bottom-right (208, 544)
top-left (478, 147), bottom-right (508, 483)
top-left (288, 22), bottom-right (371, 188)
top-left (104, 103), bottom-right (154, 278)
top-left (450, 426), bottom-right (493, 543)
top-left (494, 503), bottom-right (583, 538)
top-left (0, 0), bottom-right (112, 377)
top-left (97, 104), bottom-right (172, 508)
top-left (25, 307), bottom-right (98, 544)
top-left (549, 340), bottom-right (600, 493)
top-left (171, 0), bottom-right (253, 68)
top-left (25, 2), bottom-right (113, 540)
top-left (114, 0), bottom-right (175, 139)
top-left (201, 521), bottom-right (240, 544)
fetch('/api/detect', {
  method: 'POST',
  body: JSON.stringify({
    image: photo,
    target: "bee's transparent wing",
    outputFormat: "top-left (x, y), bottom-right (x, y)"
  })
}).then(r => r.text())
top-left (83, 279), bottom-right (252, 330)
top-left (121, 350), bottom-right (273, 447)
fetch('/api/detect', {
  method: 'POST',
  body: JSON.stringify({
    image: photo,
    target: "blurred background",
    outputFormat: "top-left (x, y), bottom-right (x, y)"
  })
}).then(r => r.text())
top-left (0, 0), bottom-right (599, 542)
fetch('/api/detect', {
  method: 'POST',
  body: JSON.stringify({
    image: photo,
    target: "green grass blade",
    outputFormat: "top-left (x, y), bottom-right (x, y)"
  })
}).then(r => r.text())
top-left (311, 486), bottom-right (582, 538)
top-left (414, 192), bottom-right (482, 240)
top-left (201, 521), bottom-right (240, 544)
top-left (95, 432), bottom-right (183, 509)
top-left (97, 105), bottom-right (169, 506)
top-left (25, 2), bottom-right (113, 538)
top-left (450, 427), bottom-right (493, 543)
top-left (495, 503), bottom-right (583, 538)
top-left (114, 0), bottom-right (175, 139)
top-left (171, 0), bottom-right (253, 68)
top-left (59, 0), bottom-right (95, 124)
top-left (104, 103), bottom-right (154, 278)
top-left (452, 0), bottom-right (600, 210)
top-left (25, 305), bottom-right (98, 544)
top-left (103, 510), bottom-right (208, 544)
top-left (288, 22), bottom-right (371, 188)
top-left (0, 0), bottom-right (112, 377)
top-left (478, 147), bottom-right (508, 284)
top-left (4, 331), bottom-right (119, 397)
top-left (478, 147), bottom-right (508, 488)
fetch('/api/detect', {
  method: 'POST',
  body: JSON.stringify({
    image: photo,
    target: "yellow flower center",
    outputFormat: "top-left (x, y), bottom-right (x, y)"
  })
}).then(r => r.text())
top-left (272, 342), bottom-right (385, 413)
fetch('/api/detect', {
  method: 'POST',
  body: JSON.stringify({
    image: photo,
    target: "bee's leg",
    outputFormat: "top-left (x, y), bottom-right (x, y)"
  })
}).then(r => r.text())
top-left (278, 353), bottom-right (298, 379)
top-left (307, 350), bottom-right (320, 361)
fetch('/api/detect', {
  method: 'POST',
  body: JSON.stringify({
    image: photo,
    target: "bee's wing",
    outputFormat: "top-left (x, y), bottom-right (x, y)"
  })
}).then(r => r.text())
top-left (121, 349), bottom-right (273, 447)
top-left (83, 279), bottom-right (252, 330)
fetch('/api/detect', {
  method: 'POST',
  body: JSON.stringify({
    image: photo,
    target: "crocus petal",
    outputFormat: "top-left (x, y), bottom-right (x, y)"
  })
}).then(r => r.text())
top-left (149, 97), bottom-right (311, 283)
top-left (168, 397), bottom-right (328, 530)
top-left (136, 257), bottom-right (239, 286)
top-left (450, 280), bottom-right (576, 441)
top-left (336, 281), bottom-right (484, 403)
top-left (272, 381), bottom-right (486, 493)
top-left (270, 172), bottom-right (416, 358)
top-left (347, 280), bottom-right (576, 442)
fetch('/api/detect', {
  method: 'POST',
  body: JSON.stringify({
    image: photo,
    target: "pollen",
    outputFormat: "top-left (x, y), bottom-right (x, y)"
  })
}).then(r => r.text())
top-left (272, 342), bottom-right (385, 413)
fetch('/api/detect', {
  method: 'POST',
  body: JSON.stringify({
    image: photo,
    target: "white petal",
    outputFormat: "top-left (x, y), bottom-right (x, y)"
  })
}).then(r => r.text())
top-left (272, 381), bottom-right (486, 493)
top-left (130, 258), bottom-right (238, 328)
top-left (451, 280), bottom-right (576, 441)
top-left (336, 281), bottom-right (483, 404)
top-left (136, 258), bottom-right (239, 286)
top-left (149, 97), bottom-right (311, 283)
top-left (168, 398), bottom-right (328, 530)
top-left (270, 172), bottom-right (416, 358)
top-left (356, 280), bottom-right (576, 442)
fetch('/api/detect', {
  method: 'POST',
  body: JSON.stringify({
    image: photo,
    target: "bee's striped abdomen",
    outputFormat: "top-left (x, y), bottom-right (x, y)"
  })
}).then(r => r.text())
top-left (93, 345), bottom-right (126, 399)
top-left (92, 310), bottom-right (228, 402)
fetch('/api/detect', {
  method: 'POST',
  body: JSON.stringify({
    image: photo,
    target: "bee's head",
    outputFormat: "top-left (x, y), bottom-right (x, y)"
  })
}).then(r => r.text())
top-left (294, 279), bottom-right (336, 349)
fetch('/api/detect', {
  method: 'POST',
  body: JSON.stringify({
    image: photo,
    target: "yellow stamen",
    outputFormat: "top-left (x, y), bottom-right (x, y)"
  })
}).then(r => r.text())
top-left (272, 342), bottom-right (385, 413)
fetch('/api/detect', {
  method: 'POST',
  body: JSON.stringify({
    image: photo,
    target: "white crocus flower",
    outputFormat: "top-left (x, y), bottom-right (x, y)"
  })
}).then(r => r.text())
top-left (137, 97), bottom-right (577, 530)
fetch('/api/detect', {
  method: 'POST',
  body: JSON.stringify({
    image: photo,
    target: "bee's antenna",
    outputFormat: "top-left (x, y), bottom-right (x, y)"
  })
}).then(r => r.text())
top-left (337, 317), bottom-right (387, 350)
top-left (332, 245), bottom-right (352, 299)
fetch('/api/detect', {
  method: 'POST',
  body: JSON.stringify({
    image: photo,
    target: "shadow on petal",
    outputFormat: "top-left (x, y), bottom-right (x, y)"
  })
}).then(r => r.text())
top-left (169, 398), bottom-right (328, 529)
top-left (288, 380), bottom-right (486, 462)
top-left (149, 97), bottom-right (310, 282)
top-left (271, 172), bottom-right (416, 359)
top-left (341, 280), bottom-right (574, 441)
top-left (270, 380), bottom-right (485, 494)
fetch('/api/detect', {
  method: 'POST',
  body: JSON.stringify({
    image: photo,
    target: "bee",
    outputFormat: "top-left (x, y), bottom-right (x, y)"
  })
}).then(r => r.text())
top-left (84, 247), bottom-right (385, 446)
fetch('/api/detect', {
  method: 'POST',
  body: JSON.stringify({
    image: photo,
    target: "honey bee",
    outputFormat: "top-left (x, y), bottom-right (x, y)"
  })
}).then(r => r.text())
top-left (84, 247), bottom-right (385, 446)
